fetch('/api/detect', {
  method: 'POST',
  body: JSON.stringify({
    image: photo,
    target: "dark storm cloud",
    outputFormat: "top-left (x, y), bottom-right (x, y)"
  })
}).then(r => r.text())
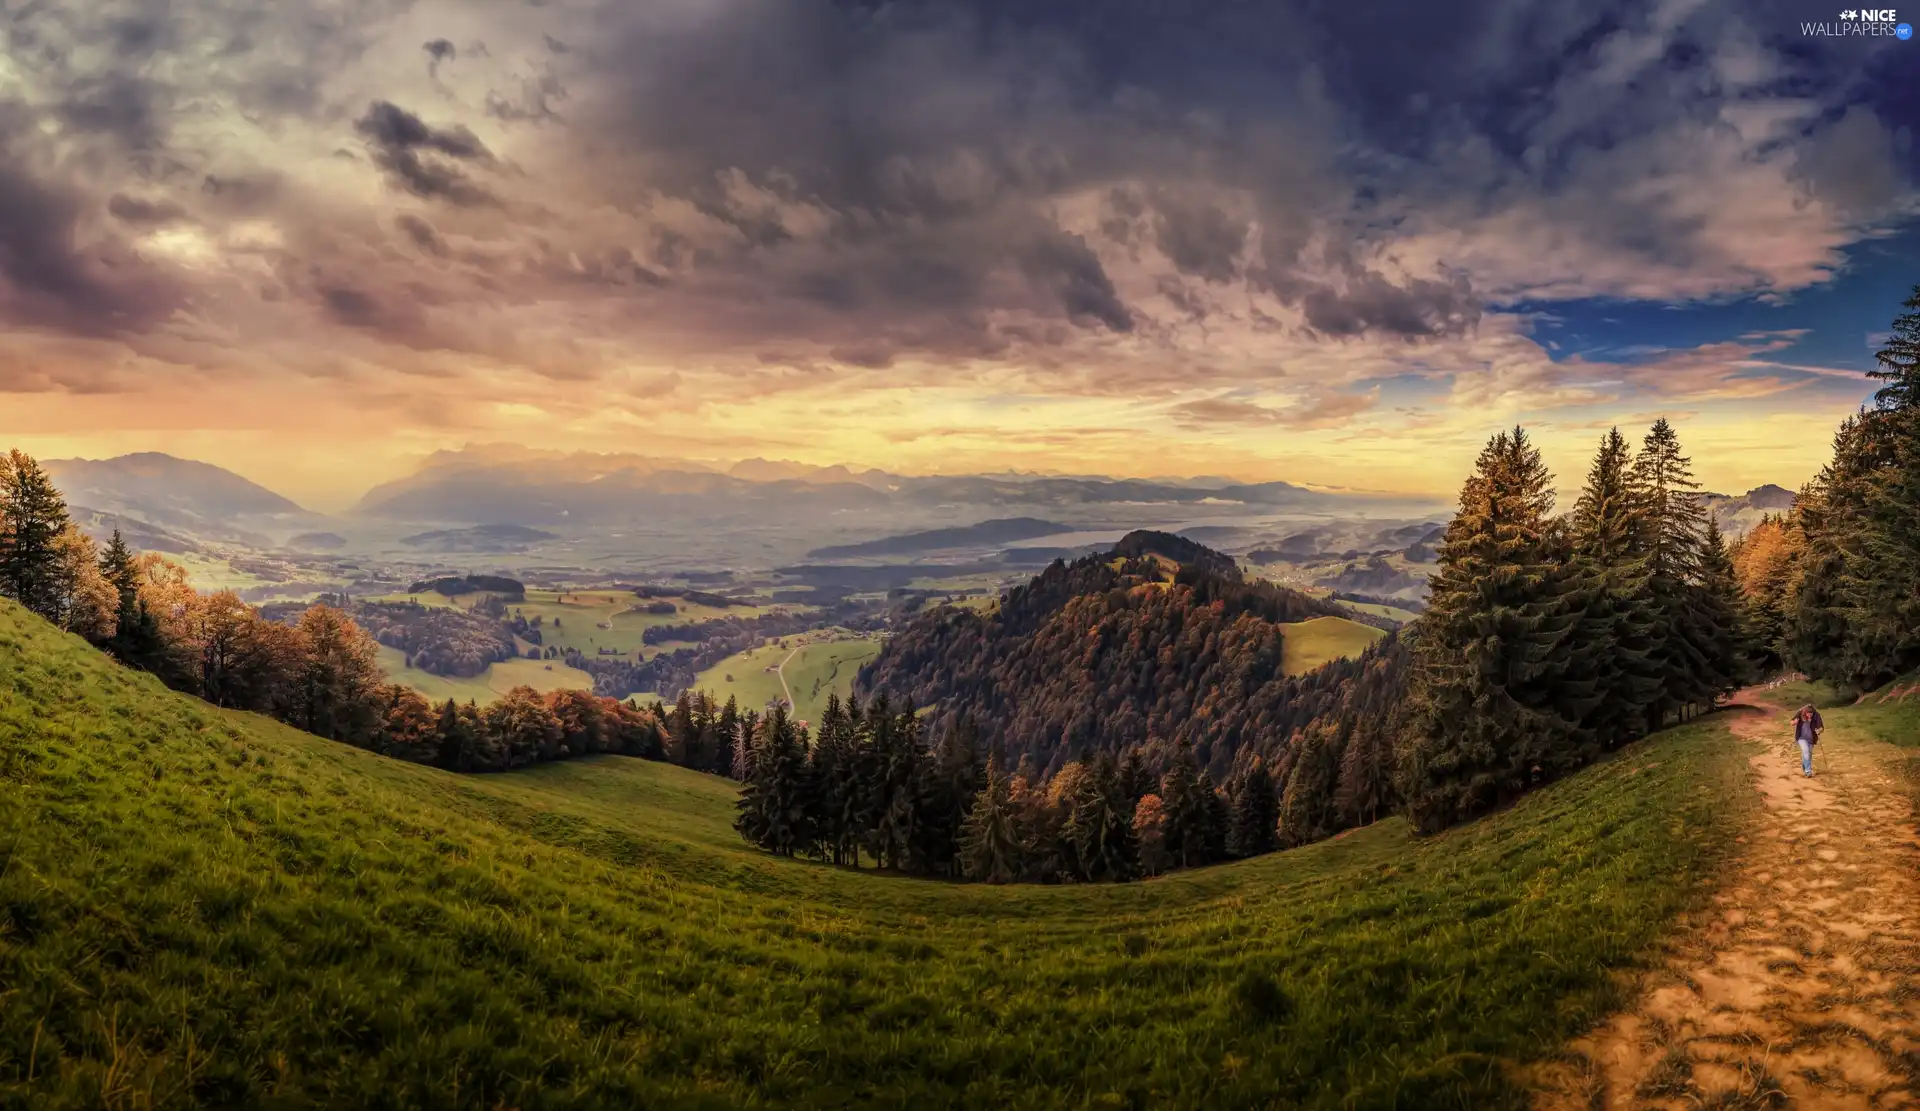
top-left (353, 101), bottom-right (497, 206)
top-left (394, 214), bottom-right (448, 256)
top-left (56, 74), bottom-right (167, 150)
top-left (1263, 266), bottom-right (1483, 341)
top-left (317, 282), bottom-right (438, 348)
top-left (1020, 229), bottom-right (1134, 333)
top-left (108, 193), bottom-right (190, 226)
top-left (1151, 192), bottom-right (1249, 284)
top-left (423, 38), bottom-right (457, 79)
top-left (0, 113), bottom-right (182, 336)
top-left (199, 172), bottom-right (283, 215)
top-left (559, 0), bottom-right (1173, 352)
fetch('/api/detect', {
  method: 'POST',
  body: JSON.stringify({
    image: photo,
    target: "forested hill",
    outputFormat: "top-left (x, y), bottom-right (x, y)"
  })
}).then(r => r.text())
top-left (858, 531), bottom-right (1401, 783)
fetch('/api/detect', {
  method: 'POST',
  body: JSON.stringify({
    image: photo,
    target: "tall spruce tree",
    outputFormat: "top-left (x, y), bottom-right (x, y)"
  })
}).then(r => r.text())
top-left (959, 757), bottom-right (1022, 884)
top-left (1062, 752), bottom-right (1137, 881)
top-left (1227, 760), bottom-right (1278, 858)
top-left (1158, 755), bottom-right (1207, 870)
top-left (1569, 429), bottom-right (1663, 745)
top-left (863, 698), bottom-right (922, 871)
top-left (1843, 285), bottom-right (1920, 686)
top-left (913, 719), bottom-right (983, 877)
top-left (1633, 418), bottom-right (1714, 721)
top-left (0, 450), bottom-right (73, 620)
top-left (1695, 518), bottom-right (1753, 697)
top-left (1399, 428), bottom-right (1587, 834)
top-left (806, 694), bottom-right (859, 865)
top-left (735, 708), bottom-right (812, 856)
top-left (98, 529), bottom-right (163, 667)
top-left (1277, 724), bottom-right (1339, 848)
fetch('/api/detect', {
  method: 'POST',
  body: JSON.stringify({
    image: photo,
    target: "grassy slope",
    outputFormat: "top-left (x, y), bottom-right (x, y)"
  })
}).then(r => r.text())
top-left (1344, 601), bottom-right (1421, 623)
top-left (513, 590), bottom-right (796, 661)
top-left (1278, 615), bottom-right (1387, 676)
top-left (692, 637), bottom-right (881, 724)
top-left (0, 598), bottom-right (1753, 1110)
top-left (375, 646), bottom-right (597, 708)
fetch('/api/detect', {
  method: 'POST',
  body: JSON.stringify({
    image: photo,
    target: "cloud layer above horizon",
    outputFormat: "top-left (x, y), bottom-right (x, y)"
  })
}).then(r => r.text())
top-left (2, 0), bottom-right (1916, 507)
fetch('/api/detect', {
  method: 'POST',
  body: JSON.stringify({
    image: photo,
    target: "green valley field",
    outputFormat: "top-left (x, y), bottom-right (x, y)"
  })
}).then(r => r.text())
top-left (0, 597), bottom-right (1761, 1109)
top-left (374, 645), bottom-right (596, 706)
top-left (693, 634), bottom-right (883, 724)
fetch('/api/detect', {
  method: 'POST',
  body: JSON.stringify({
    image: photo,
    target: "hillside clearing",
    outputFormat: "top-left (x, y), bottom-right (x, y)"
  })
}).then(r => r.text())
top-left (0, 597), bottom-right (1755, 1109)
top-left (1342, 601), bottom-right (1421, 623)
top-left (375, 645), bottom-right (596, 706)
top-left (691, 635), bottom-right (881, 724)
top-left (1278, 615), bottom-right (1387, 676)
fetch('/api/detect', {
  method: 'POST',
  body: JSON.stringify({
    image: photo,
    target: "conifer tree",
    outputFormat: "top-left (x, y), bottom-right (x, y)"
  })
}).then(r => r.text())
top-left (1399, 428), bottom-right (1587, 834)
top-left (717, 696), bottom-right (743, 778)
top-left (1227, 760), bottom-right (1278, 858)
top-left (433, 698), bottom-right (461, 769)
top-left (863, 699), bottom-right (922, 871)
top-left (1196, 772), bottom-right (1230, 864)
top-left (1633, 418), bottom-right (1714, 721)
top-left (1569, 428), bottom-right (1663, 745)
top-left (1278, 724), bottom-right (1340, 848)
top-left (1695, 518), bottom-right (1753, 698)
top-left (1117, 748), bottom-right (1153, 807)
top-left (735, 708), bottom-right (812, 856)
top-left (913, 718), bottom-right (983, 877)
top-left (959, 758), bottom-right (1022, 884)
top-left (1838, 285), bottom-right (1920, 686)
top-left (0, 450), bottom-right (73, 620)
top-left (1157, 755), bottom-right (1204, 869)
top-left (1062, 752), bottom-right (1137, 881)
top-left (1866, 284), bottom-right (1920, 410)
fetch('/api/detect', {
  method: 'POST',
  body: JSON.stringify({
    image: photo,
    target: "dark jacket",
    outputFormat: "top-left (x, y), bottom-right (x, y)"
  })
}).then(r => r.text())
top-left (1794, 710), bottom-right (1824, 743)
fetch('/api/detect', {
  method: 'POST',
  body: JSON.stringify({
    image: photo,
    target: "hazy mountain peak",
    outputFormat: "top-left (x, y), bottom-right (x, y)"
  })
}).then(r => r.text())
top-left (45, 453), bottom-right (306, 519)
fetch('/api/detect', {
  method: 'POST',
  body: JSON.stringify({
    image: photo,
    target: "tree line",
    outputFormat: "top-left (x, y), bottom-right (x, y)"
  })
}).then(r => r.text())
top-left (1395, 419), bottom-right (1752, 832)
top-left (733, 691), bottom-right (1330, 882)
top-left (1730, 285), bottom-right (1920, 692)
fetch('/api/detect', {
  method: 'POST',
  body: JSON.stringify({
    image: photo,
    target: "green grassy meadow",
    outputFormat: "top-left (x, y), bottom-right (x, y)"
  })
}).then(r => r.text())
top-left (512, 590), bottom-right (801, 661)
top-left (367, 589), bottom-right (806, 662)
top-left (692, 635), bottom-right (882, 724)
top-left (1830, 681), bottom-right (1920, 750)
top-left (375, 646), bottom-right (596, 707)
top-left (1278, 615), bottom-right (1387, 676)
top-left (0, 597), bottom-right (1758, 1109)
top-left (1343, 601), bottom-right (1422, 623)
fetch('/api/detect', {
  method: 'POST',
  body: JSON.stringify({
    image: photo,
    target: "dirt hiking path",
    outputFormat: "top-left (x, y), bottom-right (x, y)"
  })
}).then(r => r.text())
top-left (1533, 691), bottom-right (1920, 1110)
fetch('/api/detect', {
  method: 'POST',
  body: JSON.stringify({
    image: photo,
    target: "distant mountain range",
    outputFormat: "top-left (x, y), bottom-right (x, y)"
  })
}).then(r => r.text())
top-left (40, 449), bottom-right (1799, 561)
top-left (1702, 484), bottom-right (1796, 536)
top-left (352, 447), bottom-right (1345, 526)
top-left (808, 518), bottom-right (1068, 560)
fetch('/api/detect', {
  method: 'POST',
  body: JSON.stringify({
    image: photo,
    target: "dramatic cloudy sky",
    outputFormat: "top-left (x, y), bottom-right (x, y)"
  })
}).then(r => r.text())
top-left (2, 0), bottom-right (1916, 509)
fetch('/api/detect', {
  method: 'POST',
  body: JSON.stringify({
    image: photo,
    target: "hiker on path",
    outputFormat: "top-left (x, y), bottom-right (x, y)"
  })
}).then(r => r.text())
top-left (1793, 704), bottom-right (1824, 778)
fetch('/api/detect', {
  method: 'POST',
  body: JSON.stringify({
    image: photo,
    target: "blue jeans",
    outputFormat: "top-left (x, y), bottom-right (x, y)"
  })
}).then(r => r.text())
top-left (1797, 739), bottom-right (1814, 776)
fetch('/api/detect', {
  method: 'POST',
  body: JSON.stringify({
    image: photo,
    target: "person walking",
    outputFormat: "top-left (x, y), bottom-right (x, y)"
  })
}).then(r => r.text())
top-left (1793, 704), bottom-right (1824, 778)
